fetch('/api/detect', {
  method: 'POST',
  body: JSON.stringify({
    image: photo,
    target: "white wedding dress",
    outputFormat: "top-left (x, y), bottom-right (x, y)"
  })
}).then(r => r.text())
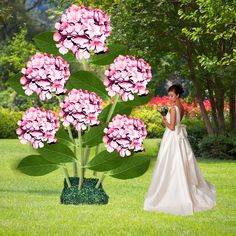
top-left (143, 105), bottom-right (216, 216)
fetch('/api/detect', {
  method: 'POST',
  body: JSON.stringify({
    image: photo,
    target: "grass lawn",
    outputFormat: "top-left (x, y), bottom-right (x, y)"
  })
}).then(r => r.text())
top-left (0, 139), bottom-right (235, 236)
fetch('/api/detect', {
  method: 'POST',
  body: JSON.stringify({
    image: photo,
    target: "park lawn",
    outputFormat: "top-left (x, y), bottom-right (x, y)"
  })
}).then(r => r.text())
top-left (0, 139), bottom-right (235, 236)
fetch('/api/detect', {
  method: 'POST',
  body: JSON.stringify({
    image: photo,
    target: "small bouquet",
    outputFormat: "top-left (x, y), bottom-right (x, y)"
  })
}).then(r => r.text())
top-left (157, 106), bottom-right (169, 116)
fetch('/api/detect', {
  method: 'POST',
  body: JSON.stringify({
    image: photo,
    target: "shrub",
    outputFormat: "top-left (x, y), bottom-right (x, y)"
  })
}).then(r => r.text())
top-left (0, 107), bottom-right (24, 138)
top-left (198, 134), bottom-right (236, 160)
top-left (131, 104), bottom-right (165, 138)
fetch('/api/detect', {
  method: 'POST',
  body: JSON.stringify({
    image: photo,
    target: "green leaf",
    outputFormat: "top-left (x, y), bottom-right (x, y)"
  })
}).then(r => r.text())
top-left (17, 155), bottom-right (59, 176)
top-left (109, 154), bottom-right (151, 179)
top-left (66, 70), bottom-right (109, 100)
top-left (99, 90), bottom-right (154, 123)
top-left (8, 72), bottom-right (37, 98)
top-left (55, 127), bottom-right (75, 152)
top-left (56, 126), bottom-right (75, 146)
top-left (83, 123), bottom-right (107, 147)
top-left (33, 31), bottom-right (77, 62)
top-left (37, 142), bottom-right (76, 164)
top-left (89, 44), bottom-right (129, 65)
top-left (123, 90), bottom-right (155, 107)
top-left (99, 102), bottom-right (133, 123)
top-left (85, 150), bottom-right (123, 171)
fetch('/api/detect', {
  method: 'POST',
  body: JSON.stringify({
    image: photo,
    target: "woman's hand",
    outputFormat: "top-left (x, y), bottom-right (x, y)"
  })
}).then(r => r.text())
top-left (161, 116), bottom-right (166, 125)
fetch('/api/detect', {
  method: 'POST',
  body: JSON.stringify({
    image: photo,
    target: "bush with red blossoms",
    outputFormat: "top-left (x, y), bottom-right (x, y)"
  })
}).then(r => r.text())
top-left (20, 52), bottom-right (70, 101)
top-left (16, 107), bottom-right (60, 149)
top-left (102, 114), bottom-right (147, 157)
top-left (150, 95), bottom-right (173, 107)
top-left (59, 89), bottom-right (103, 131)
top-left (53, 4), bottom-right (111, 60)
top-left (103, 55), bottom-right (152, 102)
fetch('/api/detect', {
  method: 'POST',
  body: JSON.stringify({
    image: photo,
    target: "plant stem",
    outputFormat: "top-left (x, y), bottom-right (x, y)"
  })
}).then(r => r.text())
top-left (84, 144), bottom-right (90, 163)
top-left (80, 123), bottom-right (90, 176)
top-left (78, 131), bottom-right (84, 190)
top-left (93, 94), bottom-right (120, 177)
top-left (63, 166), bottom-right (71, 188)
top-left (67, 126), bottom-right (74, 141)
top-left (93, 144), bottom-right (100, 176)
top-left (67, 126), bottom-right (78, 177)
top-left (80, 60), bottom-right (119, 187)
top-left (106, 93), bottom-right (120, 123)
top-left (95, 172), bottom-right (106, 188)
top-left (81, 59), bottom-right (88, 71)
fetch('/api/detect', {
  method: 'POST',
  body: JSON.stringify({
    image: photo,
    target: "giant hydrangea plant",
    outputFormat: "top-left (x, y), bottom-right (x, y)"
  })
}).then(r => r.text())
top-left (8, 4), bottom-right (154, 191)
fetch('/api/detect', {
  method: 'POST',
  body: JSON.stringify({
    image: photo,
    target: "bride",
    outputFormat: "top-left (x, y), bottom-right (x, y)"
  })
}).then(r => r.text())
top-left (143, 84), bottom-right (216, 216)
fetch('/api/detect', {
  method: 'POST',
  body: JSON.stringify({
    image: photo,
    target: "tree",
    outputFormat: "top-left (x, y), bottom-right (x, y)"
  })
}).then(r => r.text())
top-left (105, 0), bottom-right (236, 135)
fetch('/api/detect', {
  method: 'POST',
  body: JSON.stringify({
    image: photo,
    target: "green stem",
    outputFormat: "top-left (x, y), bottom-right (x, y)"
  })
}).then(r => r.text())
top-left (67, 126), bottom-right (74, 141)
top-left (95, 172), bottom-right (106, 188)
top-left (81, 59), bottom-right (88, 71)
top-left (84, 145), bottom-right (90, 165)
top-left (93, 144), bottom-right (100, 176)
top-left (78, 131), bottom-right (84, 190)
top-left (67, 126), bottom-right (78, 177)
top-left (63, 166), bottom-right (71, 188)
top-left (106, 93), bottom-right (120, 123)
top-left (82, 124), bottom-right (91, 176)
top-left (93, 94), bottom-right (119, 177)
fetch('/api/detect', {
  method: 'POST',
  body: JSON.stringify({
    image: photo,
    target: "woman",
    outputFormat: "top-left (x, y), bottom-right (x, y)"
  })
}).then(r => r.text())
top-left (143, 84), bottom-right (216, 216)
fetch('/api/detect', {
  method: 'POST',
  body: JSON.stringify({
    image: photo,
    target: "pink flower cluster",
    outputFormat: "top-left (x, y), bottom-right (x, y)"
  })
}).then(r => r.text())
top-left (59, 89), bottom-right (103, 131)
top-left (53, 4), bottom-right (111, 60)
top-left (16, 107), bottom-right (60, 149)
top-left (20, 52), bottom-right (70, 101)
top-left (103, 55), bottom-right (152, 102)
top-left (102, 114), bottom-right (147, 157)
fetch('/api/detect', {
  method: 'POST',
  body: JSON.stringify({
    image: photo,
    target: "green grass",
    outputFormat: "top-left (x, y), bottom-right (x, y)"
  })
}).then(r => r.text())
top-left (0, 139), bottom-right (235, 236)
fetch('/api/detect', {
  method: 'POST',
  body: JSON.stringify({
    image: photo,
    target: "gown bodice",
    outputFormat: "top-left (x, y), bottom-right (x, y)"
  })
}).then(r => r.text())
top-left (165, 105), bottom-right (181, 126)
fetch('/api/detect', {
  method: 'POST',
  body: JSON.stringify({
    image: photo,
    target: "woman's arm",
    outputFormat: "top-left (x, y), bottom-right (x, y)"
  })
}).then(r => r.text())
top-left (161, 106), bottom-right (176, 131)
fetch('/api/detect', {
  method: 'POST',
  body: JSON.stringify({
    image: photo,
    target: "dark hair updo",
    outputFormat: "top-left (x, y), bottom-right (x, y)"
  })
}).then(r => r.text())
top-left (167, 84), bottom-right (184, 97)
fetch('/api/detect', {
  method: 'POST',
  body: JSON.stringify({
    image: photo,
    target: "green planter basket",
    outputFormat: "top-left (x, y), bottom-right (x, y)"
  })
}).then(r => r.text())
top-left (60, 177), bottom-right (109, 205)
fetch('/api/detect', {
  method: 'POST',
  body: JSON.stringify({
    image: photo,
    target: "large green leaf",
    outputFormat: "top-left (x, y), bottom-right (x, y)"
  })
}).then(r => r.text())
top-left (124, 89), bottom-right (155, 107)
top-left (17, 155), bottom-right (59, 176)
top-left (82, 123), bottom-right (107, 147)
top-left (99, 102), bottom-right (133, 123)
top-left (66, 70), bottom-right (109, 100)
top-left (99, 90), bottom-right (154, 123)
top-left (37, 142), bottom-right (76, 164)
top-left (56, 126), bottom-right (75, 152)
top-left (89, 44), bottom-right (129, 65)
top-left (33, 31), bottom-right (78, 62)
top-left (85, 150), bottom-right (123, 171)
top-left (8, 72), bottom-right (37, 98)
top-left (108, 154), bottom-right (151, 179)
top-left (56, 126), bottom-right (75, 145)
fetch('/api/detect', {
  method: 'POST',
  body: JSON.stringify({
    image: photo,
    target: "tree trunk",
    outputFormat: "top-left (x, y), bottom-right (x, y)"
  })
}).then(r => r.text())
top-left (229, 85), bottom-right (236, 133)
top-left (215, 80), bottom-right (226, 135)
top-left (206, 77), bottom-right (218, 134)
top-left (185, 41), bottom-right (214, 135)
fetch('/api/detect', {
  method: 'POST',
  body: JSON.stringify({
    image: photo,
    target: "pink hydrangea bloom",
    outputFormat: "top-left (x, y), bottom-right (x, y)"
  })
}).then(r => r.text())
top-left (102, 114), bottom-right (147, 157)
top-left (59, 89), bottom-right (103, 131)
top-left (53, 4), bottom-right (111, 60)
top-left (20, 52), bottom-right (70, 101)
top-left (103, 55), bottom-right (152, 102)
top-left (16, 107), bottom-right (60, 149)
